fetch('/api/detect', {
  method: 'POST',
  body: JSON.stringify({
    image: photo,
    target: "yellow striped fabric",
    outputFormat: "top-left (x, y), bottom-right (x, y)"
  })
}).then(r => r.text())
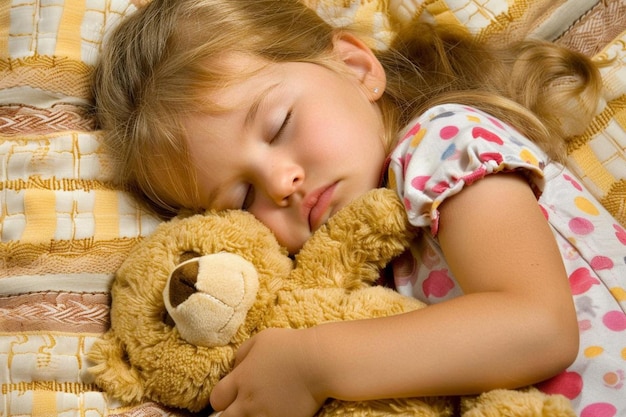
top-left (0, 1), bottom-right (172, 416)
top-left (566, 28), bottom-right (626, 226)
top-left (388, 0), bottom-right (602, 44)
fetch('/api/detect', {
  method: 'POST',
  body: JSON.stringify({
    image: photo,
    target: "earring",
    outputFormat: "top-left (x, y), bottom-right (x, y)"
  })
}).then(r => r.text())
top-left (373, 87), bottom-right (380, 94)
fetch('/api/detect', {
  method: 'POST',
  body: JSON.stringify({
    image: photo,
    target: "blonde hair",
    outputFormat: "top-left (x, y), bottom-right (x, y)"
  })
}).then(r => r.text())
top-left (376, 23), bottom-right (602, 157)
top-left (93, 0), bottom-right (602, 217)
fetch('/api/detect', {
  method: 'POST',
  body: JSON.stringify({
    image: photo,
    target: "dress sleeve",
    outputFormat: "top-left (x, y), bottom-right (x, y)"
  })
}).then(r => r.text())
top-left (388, 104), bottom-right (549, 235)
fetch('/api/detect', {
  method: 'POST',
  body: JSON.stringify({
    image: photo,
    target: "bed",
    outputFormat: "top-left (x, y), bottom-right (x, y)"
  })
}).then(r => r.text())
top-left (1, 0), bottom-right (624, 415)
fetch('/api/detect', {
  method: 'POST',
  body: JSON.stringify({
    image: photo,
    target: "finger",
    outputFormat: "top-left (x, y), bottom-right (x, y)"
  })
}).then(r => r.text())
top-left (232, 336), bottom-right (255, 367)
top-left (210, 374), bottom-right (237, 412)
top-left (215, 403), bottom-right (246, 417)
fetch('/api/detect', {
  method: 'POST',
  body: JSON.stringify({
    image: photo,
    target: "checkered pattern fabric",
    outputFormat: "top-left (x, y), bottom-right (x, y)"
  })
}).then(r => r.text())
top-left (0, 1), bottom-right (168, 416)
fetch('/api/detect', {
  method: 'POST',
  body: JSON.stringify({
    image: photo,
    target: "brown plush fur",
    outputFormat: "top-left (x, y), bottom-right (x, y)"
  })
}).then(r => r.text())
top-left (88, 188), bottom-right (575, 416)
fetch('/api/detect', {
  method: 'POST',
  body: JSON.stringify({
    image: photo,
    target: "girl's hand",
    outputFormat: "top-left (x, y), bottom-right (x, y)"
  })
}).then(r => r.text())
top-left (210, 327), bottom-right (326, 417)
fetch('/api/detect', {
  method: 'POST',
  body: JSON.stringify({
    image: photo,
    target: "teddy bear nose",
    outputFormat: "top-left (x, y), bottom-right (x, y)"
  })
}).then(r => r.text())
top-left (163, 252), bottom-right (260, 347)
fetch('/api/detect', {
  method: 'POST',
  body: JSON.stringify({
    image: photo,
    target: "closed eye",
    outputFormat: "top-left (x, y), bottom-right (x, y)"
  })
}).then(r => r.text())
top-left (244, 110), bottom-right (292, 209)
top-left (242, 186), bottom-right (255, 210)
top-left (272, 110), bottom-right (292, 143)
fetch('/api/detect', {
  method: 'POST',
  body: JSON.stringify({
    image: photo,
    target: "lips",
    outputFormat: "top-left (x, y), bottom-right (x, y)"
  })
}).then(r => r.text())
top-left (304, 183), bottom-right (337, 231)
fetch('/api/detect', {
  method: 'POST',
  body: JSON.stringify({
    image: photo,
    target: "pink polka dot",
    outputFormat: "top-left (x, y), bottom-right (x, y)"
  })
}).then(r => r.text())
top-left (564, 174), bottom-right (583, 191)
top-left (537, 371), bottom-right (583, 399)
top-left (411, 176), bottom-right (430, 191)
top-left (478, 152), bottom-right (503, 165)
top-left (403, 122), bottom-right (421, 140)
top-left (569, 217), bottom-right (594, 235)
top-left (581, 403), bottom-right (617, 417)
top-left (539, 204), bottom-right (549, 220)
top-left (403, 197), bottom-right (412, 212)
top-left (472, 126), bottom-right (503, 144)
top-left (439, 125), bottom-right (459, 140)
top-left (422, 269), bottom-right (454, 298)
top-left (569, 267), bottom-right (600, 295)
top-left (403, 153), bottom-right (412, 172)
top-left (590, 255), bottom-right (614, 270)
top-left (602, 310), bottom-right (626, 331)
top-left (432, 181), bottom-right (450, 194)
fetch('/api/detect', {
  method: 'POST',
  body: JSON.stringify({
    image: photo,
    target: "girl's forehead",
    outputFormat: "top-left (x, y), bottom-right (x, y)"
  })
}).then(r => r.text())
top-left (197, 54), bottom-right (279, 110)
top-left (193, 52), bottom-right (346, 117)
top-left (184, 63), bottom-right (279, 135)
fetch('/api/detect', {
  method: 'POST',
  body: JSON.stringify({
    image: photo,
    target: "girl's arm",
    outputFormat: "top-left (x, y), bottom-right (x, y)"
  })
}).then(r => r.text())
top-left (311, 173), bottom-right (578, 399)
top-left (211, 173), bottom-right (579, 416)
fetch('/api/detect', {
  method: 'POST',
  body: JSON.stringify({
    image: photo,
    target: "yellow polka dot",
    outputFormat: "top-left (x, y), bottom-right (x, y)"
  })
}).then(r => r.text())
top-left (574, 196), bottom-right (600, 216)
top-left (610, 287), bottom-right (626, 302)
top-left (410, 128), bottom-right (426, 147)
top-left (584, 346), bottom-right (604, 358)
top-left (388, 170), bottom-right (397, 190)
top-left (520, 149), bottom-right (539, 167)
top-left (467, 115), bottom-right (481, 123)
top-left (621, 348), bottom-right (626, 360)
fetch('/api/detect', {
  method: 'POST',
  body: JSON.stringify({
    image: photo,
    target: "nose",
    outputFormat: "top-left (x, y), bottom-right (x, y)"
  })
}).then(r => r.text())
top-left (261, 162), bottom-right (304, 206)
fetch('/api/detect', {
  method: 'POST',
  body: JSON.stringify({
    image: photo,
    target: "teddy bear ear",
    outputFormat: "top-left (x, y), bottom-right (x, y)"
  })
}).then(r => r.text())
top-left (87, 332), bottom-right (146, 403)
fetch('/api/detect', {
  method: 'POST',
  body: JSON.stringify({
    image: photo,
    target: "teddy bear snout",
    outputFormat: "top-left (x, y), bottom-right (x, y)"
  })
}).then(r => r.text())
top-left (163, 252), bottom-right (260, 347)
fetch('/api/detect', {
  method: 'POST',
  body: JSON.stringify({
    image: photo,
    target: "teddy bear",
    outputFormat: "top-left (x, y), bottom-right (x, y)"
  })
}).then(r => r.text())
top-left (88, 188), bottom-right (576, 416)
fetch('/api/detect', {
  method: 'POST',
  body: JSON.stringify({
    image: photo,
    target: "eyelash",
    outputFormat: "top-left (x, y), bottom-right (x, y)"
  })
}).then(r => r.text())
top-left (271, 110), bottom-right (292, 143)
top-left (242, 187), bottom-right (254, 210)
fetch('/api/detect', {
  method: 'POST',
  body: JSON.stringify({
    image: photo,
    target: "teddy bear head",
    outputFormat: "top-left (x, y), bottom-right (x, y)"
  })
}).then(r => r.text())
top-left (88, 207), bottom-right (296, 410)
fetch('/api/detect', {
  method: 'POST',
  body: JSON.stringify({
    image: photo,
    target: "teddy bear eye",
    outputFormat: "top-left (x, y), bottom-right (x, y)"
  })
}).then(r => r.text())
top-left (166, 251), bottom-right (203, 309)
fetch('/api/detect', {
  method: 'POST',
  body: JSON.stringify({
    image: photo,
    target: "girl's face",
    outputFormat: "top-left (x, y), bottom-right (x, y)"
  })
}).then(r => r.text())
top-left (184, 36), bottom-right (387, 253)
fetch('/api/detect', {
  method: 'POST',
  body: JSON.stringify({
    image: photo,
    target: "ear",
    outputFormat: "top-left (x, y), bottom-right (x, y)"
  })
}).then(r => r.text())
top-left (333, 32), bottom-right (386, 101)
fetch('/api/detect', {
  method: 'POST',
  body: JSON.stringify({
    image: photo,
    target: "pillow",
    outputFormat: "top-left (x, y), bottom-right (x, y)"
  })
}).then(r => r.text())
top-left (305, 0), bottom-right (395, 48)
top-left (564, 27), bottom-right (626, 227)
top-left (556, 1), bottom-right (626, 227)
top-left (388, 0), bottom-right (602, 43)
top-left (0, 1), bottom-right (183, 416)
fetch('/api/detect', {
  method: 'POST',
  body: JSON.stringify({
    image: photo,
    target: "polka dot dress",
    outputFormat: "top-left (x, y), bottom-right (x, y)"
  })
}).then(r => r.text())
top-left (387, 104), bottom-right (626, 416)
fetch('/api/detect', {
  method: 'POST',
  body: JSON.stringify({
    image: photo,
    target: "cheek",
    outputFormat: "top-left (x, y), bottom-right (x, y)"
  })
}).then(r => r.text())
top-left (301, 119), bottom-right (370, 157)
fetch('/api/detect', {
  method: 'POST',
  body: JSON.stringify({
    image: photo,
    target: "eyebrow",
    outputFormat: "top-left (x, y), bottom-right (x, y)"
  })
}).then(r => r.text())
top-left (244, 83), bottom-right (280, 127)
